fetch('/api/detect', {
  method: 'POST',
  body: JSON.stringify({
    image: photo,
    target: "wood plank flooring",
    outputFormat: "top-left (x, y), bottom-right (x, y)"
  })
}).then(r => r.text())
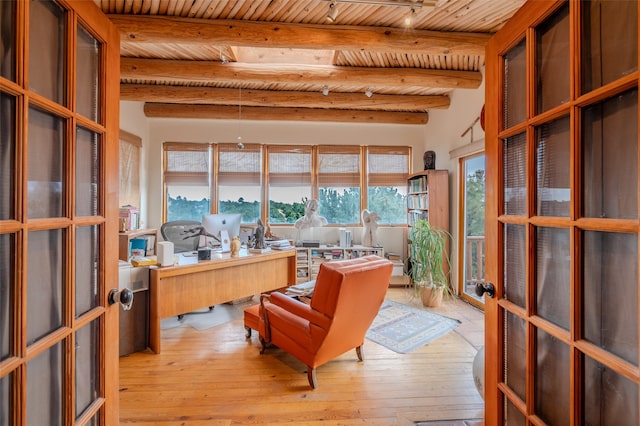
top-left (118, 288), bottom-right (485, 425)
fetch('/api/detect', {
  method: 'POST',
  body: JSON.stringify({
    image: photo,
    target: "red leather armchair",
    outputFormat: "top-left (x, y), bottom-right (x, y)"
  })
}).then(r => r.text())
top-left (259, 255), bottom-right (393, 388)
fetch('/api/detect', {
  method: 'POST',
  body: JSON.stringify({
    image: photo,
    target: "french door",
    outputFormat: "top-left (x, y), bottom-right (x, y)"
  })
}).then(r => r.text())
top-left (485, 0), bottom-right (639, 424)
top-left (0, 1), bottom-right (120, 424)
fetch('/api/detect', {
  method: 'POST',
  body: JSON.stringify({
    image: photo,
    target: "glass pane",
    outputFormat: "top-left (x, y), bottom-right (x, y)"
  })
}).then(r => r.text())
top-left (536, 3), bottom-right (569, 113)
top-left (0, 1), bottom-right (15, 81)
top-left (462, 155), bottom-right (485, 301)
top-left (582, 89), bottom-right (638, 220)
top-left (75, 320), bottom-right (99, 419)
top-left (536, 116), bottom-right (570, 216)
top-left (583, 355), bottom-right (639, 425)
top-left (368, 186), bottom-right (407, 224)
top-left (504, 311), bottom-right (526, 401)
top-left (29, 0), bottom-right (66, 105)
top-left (0, 234), bottom-right (14, 362)
top-left (76, 25), bottom-right (100, 121)
top-left (167, 184), bottom-right (210, 222)
top-left (583, 231), bottom-right (638, 365)
top-left (75, 226), bottom-right (99, 317)
top-left (503, 133), bottom-right (527, 215)
top-left (219, 184), bottom-right (260, 223)
top-left (319, 187), bottom-right (360, 224)
top-left (582, 0), bottom-right (638, 93)
top-left (503, 39), bottom-right (527, 128)
top-left (536, 226), bottom-right (570, 330)
top-left (76, 127), bottom-right (99, 217)
top-left (535, 329), bottom-right (570, 426)
top-left (0, 373), bottom-right (10, 426)
top-left (504, 397), bottom-right (526, 426)
top-left (268, 187), bottom-right (309, 225)
top-left (26, 341), bottom-right (63, 426)
top-left (504, 224), bottom-right (526, 308)
top-left (27, 229), bottom-right (63, 345)
top-left (28, 108), bottom-right (64, 219)
top-left (0, 93), bottom-right (16, 220)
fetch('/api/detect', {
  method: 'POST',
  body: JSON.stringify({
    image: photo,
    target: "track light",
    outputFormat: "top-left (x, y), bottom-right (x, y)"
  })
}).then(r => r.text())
top-left (322, 85), bottom-right (330, 96)
top-left (221, 54), bottom-right (229, 64)
top-left (365, 87), bottom-right (374, 98)
top-left (326, 1), bottom-right (338, 23)
top-left (404, 7), bottom-right (416, 27)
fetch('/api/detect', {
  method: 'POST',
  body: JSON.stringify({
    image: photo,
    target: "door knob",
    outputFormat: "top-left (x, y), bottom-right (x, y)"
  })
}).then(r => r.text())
top-left (475, 282), bottom-right (495, 298)
top-left (108, 288), bottom-right (134, 310)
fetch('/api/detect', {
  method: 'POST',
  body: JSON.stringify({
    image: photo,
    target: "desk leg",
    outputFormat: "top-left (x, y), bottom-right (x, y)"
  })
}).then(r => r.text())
top-left (149, 282), bottom-right (161, 354)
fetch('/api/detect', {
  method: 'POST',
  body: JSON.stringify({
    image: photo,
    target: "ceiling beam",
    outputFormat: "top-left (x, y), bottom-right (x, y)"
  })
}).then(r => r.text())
top-left (121, 58), bottom-right (482, 90)
top-left (120, 84), bottom-right (451, 111)
top-left (108, 16), bottom-right (490, 56)
top-left (143, 103), bottom-right (428, 125)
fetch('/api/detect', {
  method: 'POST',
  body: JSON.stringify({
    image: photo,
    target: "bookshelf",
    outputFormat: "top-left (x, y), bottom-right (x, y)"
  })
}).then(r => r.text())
top-left (118, 229), bottom-right (158, 261)
top-left (295, 246), bottom-right (384, 283)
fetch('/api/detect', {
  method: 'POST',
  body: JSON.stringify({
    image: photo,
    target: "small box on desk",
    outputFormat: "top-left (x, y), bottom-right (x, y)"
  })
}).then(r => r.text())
top-left (198, 248), bottom-right (212, 260)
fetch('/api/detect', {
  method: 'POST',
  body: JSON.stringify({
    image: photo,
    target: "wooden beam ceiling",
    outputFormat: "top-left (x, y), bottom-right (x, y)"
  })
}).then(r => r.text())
top-left (110, 15), bottom-right (488, 123)
top-left (120, 85), bottom-right (451, 111)
top-left (108, 16), bottom-right (491, 56)
top-left (143, 104), bottom-right (429, 124)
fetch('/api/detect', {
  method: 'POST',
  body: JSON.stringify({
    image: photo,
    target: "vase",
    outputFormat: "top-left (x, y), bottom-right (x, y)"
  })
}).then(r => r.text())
top-left (420, 286), bottom-right (443, 307)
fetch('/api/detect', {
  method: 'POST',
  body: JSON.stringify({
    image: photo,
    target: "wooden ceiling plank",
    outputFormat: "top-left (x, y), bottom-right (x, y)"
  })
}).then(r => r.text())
top-left (120, 57), bottom-right (482, 89)
top-left (108, 15), bottom-right (491, 56)
top-left (120, 84), bottom-right (451, 110)
top-left (143, 103), bottom-right (429, 124)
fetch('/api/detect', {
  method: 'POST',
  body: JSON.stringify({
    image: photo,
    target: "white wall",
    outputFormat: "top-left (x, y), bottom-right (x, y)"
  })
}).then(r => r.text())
top-left (119, 78), bottom-right (486, 286)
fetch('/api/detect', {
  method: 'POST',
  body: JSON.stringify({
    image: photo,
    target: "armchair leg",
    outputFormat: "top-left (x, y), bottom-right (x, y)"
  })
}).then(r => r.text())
top-left (307, 367), bottom-right (317, 389)
top-left (259, 337), bottom-right (268, 354)
top-left (245, 326), bottom-right (252, 339)
top-left (356, 345), bottom-right (364, 362)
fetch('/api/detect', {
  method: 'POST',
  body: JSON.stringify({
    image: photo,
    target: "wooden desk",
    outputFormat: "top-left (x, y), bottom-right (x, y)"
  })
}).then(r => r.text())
top-left (148, 249), bottom-right (296, 353)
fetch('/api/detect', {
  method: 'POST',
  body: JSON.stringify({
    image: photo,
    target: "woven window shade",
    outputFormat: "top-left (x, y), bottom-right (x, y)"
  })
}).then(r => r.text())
top-left (218, 143), bottom-right (261, 185)
top-left (368, 146), bottom-right (410, 186)
top-left (163, 143), bottom-right (210, 186)
top-left (318, 146), bottom-right (360, 186)
top-left (268, 145), bottom-right (312, 186)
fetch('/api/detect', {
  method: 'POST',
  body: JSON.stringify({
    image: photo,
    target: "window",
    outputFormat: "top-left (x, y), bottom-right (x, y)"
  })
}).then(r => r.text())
top-left (163, 143), bottom-right (211, 222)
top-left (318, 146), bottom-right (361, 224)
top-left (163, 143), bottom-right (411, 226)
top-left (367, 146), bottom-right (410, 224)
top-left (217, 143), bottom-right (262, 222)
top-left (267, 146), bottom-right (312, 224)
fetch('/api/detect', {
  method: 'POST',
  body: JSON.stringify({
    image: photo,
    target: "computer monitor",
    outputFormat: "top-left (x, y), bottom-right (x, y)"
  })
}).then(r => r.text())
top-left (201, 213), bottom-right (242, 250)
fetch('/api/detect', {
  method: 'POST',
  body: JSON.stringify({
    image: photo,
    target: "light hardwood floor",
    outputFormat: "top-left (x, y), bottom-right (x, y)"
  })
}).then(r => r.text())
top-left (118, 287), bottom-right (485, 425)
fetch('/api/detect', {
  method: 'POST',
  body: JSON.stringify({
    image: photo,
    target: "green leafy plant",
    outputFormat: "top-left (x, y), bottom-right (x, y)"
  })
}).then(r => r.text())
top-left (409, 219), bottom-right (453, 298)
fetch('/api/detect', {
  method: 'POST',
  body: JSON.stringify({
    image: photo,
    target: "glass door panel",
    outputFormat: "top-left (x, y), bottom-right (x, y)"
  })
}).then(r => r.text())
top-left (460, 154), bottom-right (486, 303)
top-left (535, 329), bottom-right (570, 425)
top-left (582, 231), bottom-right (638, 365)
top-left (76, 128), bottom-right (100, 217)
top-left (27, 108), bottom-right (65, 219)
top-left (28, 0), bottom-right (66, 105)
top-left (75, 319), bottom-right (100, 419)
top-left (535, 226), bottom-right (570, 330)
top-left (0, 1), bottom-right (16, 81)
top-left (503, 40), bottom-right (527, 128)
top-left (75, 225), bottom-right (100, 317)
top-left (582, 89), bottom-right (638, 220)
top-left (536, 116), bottom-right (570, 217)
top-left (26, 341), bottom-right (63, 426)
top-left (0, 93), bottom-right (16, 220)
top-left (536, 3), bottom-right (570, 113)
top-left (76, 24), bottom-right (100, 122)
top-left (582, 1), bottom-right (638, 93)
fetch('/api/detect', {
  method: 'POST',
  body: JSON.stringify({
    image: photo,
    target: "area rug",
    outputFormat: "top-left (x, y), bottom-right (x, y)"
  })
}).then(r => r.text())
top-left (366, 299), bottom-right (461, 354)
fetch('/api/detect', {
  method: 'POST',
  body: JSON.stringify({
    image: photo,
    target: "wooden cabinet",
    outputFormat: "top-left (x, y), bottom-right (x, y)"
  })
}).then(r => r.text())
top-left (295, 246), bottom-right (384, 283)
top-left (407, 170), bottom-right (449, 279)
top-left (118, 228), bottom-right (158, 261)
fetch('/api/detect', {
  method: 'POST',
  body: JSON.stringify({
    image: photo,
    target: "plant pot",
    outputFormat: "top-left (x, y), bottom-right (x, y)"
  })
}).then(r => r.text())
top-left (420, 286), bottom-right (444, 307)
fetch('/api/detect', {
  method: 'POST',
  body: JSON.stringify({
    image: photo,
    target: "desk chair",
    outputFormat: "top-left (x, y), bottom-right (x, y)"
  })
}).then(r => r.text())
top-left (160, 220), bottom-right (213, 319)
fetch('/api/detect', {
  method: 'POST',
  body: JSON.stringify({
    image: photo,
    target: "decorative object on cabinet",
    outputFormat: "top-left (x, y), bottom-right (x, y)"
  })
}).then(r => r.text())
top-left (406, 170), bottom-right (450, 306)
top-left (361, 209), bottom-right (380, 247)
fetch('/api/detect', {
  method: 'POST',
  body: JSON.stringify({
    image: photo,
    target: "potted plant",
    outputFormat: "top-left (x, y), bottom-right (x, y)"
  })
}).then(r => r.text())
top-left (409, 219), bottom-right (452, 307)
